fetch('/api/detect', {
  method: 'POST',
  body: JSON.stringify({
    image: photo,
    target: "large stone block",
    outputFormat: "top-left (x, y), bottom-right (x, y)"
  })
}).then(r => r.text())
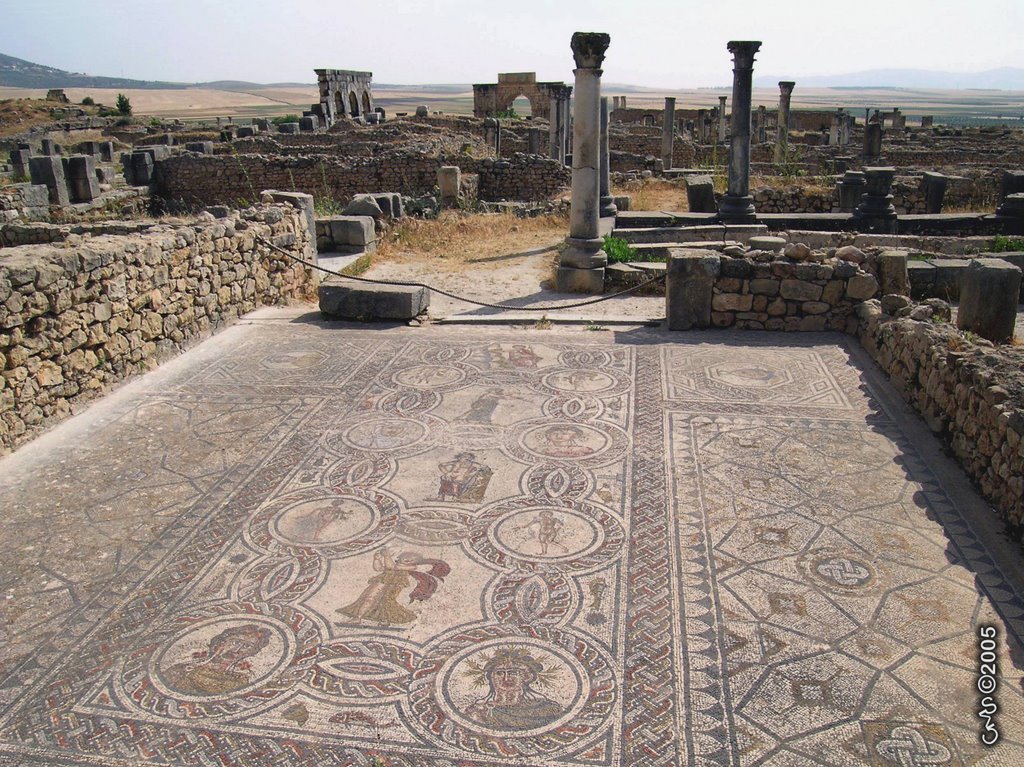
top-left (343, 194), bottom-right (384, 219)
top-left (66, 155), bottom-right (99, 202)
top-left (957, 258), bottom-right (1022, 343)
top-left (28, 156), bottom-right (69, 206)
top-left (319, 279), bottom-right (429, 321)
top-left (438, 166), bottom-right (461, 206)
top-left (326, 216), bottom-right (377, 250)
top-left (666, 250), bottom-right (720, 330)
top-left (877, 250), bottom-right (909, 296)
top-left (685, 175), bottom-right (716, 213)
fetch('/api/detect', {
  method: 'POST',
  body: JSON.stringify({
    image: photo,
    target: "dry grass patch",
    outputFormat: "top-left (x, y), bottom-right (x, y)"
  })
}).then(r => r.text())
top-left (750, 174), bottom-right (835, 195)
top-left (612, 178), bottom-right (687, 211)
top-left (376, 210), bottom-right (566, 269)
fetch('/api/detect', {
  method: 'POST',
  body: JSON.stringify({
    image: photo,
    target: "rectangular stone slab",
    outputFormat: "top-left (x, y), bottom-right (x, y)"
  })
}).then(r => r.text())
top-left (319, 278), bottom-right (428, 320)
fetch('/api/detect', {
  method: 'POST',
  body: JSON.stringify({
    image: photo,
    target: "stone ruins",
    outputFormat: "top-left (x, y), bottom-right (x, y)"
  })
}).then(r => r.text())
top-left (0, 31), bottom-right (1023, 767)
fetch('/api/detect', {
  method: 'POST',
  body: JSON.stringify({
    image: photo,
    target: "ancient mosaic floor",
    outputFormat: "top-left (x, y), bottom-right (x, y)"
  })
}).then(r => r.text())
top-left (1, 317), bottom-right (1023, 767)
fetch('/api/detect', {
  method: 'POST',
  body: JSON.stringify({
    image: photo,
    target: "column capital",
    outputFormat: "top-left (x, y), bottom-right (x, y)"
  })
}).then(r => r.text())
top-left (571, 32), bottom-right (611, 69)
top-left (727, 40), bottom-right (761, 69)
top-left (778, 80), bottom-right (796, 95)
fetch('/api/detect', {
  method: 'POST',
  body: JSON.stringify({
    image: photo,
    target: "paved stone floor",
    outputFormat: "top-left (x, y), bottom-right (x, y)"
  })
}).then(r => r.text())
top-left (1, 310), bottom-right (1023, 767)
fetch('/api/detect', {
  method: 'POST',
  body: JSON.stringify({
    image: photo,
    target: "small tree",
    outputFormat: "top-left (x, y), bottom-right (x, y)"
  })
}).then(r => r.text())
top-left (116, 93), bottom-right (132, 116)
top-left (81, 96), bottom-right (95, 106)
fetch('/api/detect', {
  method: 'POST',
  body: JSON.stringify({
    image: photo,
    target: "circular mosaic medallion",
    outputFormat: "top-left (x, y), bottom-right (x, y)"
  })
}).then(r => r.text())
top-left (468, 498), bottom-right (624, 574)
top-left (541, 369), bottom-right (625, 395)
top-left (121, 602), bottom-right (319, 720)
top-left (505, 419), bottom-right (627, 469)
top-left (325, 416), bottom-right (432, 458)
top-left (406, 627), bottom-right (615, 757)
top-left (248, 487), bottom-right (398, 557)
top-left (392, 364), bottom-right (467, 390)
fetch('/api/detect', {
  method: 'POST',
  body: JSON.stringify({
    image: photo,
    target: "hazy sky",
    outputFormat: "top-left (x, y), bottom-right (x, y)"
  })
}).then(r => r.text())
top-left (2, 0), bottom-right (1021, 87)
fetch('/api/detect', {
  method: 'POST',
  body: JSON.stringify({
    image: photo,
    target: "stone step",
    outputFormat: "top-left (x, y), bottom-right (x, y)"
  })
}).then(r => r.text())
top-left (317, 250), bottom-right (366, 275)
top-left (319, 278), bottom-right (428, 321)
top-left (614, 223), bottom-right (768, 244)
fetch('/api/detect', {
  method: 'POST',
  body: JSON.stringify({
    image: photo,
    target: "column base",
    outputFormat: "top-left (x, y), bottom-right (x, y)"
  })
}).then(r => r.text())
top-left (561, 236), bottom-right (607, 269)
top-left (717, 195), bottom-right (757, 223)
top-left (557, 265), bottom-right (606, 294)
top-left (599, 196), bottom-right (618, 218)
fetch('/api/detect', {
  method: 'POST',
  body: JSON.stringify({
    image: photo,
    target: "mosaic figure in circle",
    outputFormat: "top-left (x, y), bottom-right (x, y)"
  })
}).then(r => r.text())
top-left (462, 647), bottom-right (563, 731)
top-left (161, 624), bottom-right (273, 696)
top-left (519, 510), bottom-right (567, 555)
top-left (288, 499), bottom-right (355, 542)
top-left (336, 548), bottom-right (450, 626)
top-left (509, 345), bottom-right (542, 369)
top-left (548, 370), bottom-right (610, 392)
top-left (538, 425), bottom-right (595, 457)
top-left (347, 420), bottom-right (423, 450)
top-left (454, 387), bottom-right (529, 425)
top-left (435, 452), bottom-right (493, 502)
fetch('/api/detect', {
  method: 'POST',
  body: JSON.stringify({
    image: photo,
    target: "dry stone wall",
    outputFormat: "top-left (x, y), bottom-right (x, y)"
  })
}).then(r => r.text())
top-left (858, 301), bottom-right (1024, 534)
top-left (0, 202), bottom-right (317, 453)
top-left (154, 153), bottom-right (568, 206)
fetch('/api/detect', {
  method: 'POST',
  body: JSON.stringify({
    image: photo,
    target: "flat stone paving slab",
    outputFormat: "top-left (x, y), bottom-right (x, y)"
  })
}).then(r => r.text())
top-left (0, 313), bottom-right (1023, 766)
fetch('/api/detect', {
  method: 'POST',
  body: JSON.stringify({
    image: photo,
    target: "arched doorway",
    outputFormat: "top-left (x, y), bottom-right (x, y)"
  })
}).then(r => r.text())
top-left (511, 95), bottom-right (533, 118)
top-left (362, 91), bottom-right (371, 114)
top-left (334, 91), bottom-right (344, 121)
top-left (349, 91), bottom-right (359, 117)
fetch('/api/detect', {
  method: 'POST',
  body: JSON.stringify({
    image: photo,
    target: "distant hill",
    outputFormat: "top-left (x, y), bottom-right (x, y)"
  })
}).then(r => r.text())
top-left (0, 51), bottom-right (186, 89)
top-left (753, 67), bottom-right (1024, 90)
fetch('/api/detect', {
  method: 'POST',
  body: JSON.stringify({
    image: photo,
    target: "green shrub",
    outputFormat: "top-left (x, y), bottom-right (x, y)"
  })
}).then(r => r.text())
top-left (495, 108), bottom-right (519, 120)
top-left (272, 114), bottom-right (300, 125)
top-left (116, 93), bottom-right (132, 116)
top-left (81, 96), bottom-right (95, 106)
top-left (602, 234), bottom-right (637, 263)
top-left (988, 234), bottom-right (1024, 252)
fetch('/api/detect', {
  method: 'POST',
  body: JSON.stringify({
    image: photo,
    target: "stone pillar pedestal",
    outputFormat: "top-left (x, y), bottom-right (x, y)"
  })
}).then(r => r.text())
top-left (853, 167), bottom-right (897, 233)
top-left (774, 81), bottom-right (795, 163)
top-left (29, 155), bottom-right (69, 205)
top-left (666, 250), bottom-right (720, 330)
top-left (600, 97), bottom-right (617, 218)
top-left (922, 172), bottom-right (948, 214)
top-left (438, 166), bottom-right (461, 206)
top-left (558, 32), bottom-right (611, 294)
top-left (67, 155), bottom-right (99, 202)
top-left (863, 121), bottom-right (882, 159)
top-left (718, 95), bottom-right (727, 142)
top-left (957, 258), bottom-right (1022, 343)
top-left (717, 40), bottom-right (761, 224)
top-left (661, 97), bottom-right (676, 170)
top-left (995, 193), bottom-right (1024, 236)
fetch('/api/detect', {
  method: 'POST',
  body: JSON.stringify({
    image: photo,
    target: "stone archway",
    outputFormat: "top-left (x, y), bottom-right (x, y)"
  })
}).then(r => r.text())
top-left (334, 91), bottom-right (345, 122)
top-left (349, 91), bottom-right (359, 117)
top-left (472, 73), bottom-right (570, 120)
top-left (362, 91), bottom-right (371, 114)
top-left (315, 69), bottom-right (374, 126)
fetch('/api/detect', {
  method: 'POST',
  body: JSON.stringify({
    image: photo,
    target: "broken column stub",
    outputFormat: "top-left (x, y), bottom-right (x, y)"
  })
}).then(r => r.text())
top-left (661, 96), bottom-right (675, 171)
top-left (558, 31), bottom-right (611, 294)
top-left (957, 258), bottom-right (1022, 343)
top-left (774, 81), bottom-right (795, 163)
top-left (853, 167), bottom-right (897, 233)
top-left (599, 96), bottom-right (616, 218)
top-left (666, 250), bottom-right (720, 330)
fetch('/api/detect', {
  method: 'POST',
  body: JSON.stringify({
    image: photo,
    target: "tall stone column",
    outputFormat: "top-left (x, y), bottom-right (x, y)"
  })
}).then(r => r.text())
top-left (717, 40), bottom-right (761, 223)
top-left (718, 95), bottom-right (728, 142)
top-left (661, 97), bottom-right (676, 171)
top-left (774, 80), bottom-right (795, 163)
top-left (549, 96), bottom-right (561, 160)
top-left (757, 105), bottom-right (767, 143)
top-left (558, 31), bottom-right (611, 294)
top-left (600, 96), bottom-right (617, 218)
top-left (696, 109), bottom-right (707, 143)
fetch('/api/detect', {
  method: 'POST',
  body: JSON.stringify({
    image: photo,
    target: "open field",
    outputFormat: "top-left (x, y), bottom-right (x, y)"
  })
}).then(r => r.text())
top-left (2, 84), bottom-right (1023, 123)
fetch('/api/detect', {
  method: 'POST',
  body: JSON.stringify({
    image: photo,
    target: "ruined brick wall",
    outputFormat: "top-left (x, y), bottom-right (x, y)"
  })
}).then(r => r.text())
top-left (0, 203), bottom-right (317, 453)
top-left (0, 183), bottom-right (49, 222)
top-left (858, 302), bottom-right (1024, 533)
top-left (710, 257), bottom-right (878, 332)
top-left (153, 153), bottom-right (569, 205)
